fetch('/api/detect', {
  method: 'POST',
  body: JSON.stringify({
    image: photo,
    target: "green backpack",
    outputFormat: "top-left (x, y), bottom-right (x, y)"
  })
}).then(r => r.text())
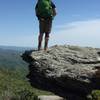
top-left (36, 0), bottom-right (53, 19)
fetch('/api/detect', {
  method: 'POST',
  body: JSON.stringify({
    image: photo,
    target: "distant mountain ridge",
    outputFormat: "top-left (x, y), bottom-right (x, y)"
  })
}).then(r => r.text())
top-left (0, 46), bottom-right (28, 69)
top-left (0, 45), bottom-right (33, 51)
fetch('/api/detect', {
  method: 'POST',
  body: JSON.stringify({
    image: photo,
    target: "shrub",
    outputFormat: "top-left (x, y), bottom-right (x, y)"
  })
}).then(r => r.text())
top-left (91, 90), bottom-right (100, 100)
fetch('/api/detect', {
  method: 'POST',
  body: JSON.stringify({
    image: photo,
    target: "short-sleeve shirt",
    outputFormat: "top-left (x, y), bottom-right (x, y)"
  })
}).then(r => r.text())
top-left (51, 1), bottom-right (56, 8)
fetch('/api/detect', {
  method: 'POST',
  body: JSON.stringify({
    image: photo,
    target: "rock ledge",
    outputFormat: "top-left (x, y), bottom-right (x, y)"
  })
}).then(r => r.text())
top-left (22, 45), bottom-right (100, 99)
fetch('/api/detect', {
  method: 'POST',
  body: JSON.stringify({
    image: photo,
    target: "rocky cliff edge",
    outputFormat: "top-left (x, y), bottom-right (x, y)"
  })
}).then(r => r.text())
top-left (22, 45), bottom-right (100, 99)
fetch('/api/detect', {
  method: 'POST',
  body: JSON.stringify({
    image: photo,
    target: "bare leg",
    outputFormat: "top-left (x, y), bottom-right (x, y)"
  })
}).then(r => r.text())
top-left (44, 33), bottom-right (49, 51)
top-left (38, 34), bottom-right (43, 51)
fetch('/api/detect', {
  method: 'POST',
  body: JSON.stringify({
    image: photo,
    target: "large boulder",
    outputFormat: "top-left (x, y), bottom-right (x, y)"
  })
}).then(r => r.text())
top-left (22, 45), bottom-right (100, 99)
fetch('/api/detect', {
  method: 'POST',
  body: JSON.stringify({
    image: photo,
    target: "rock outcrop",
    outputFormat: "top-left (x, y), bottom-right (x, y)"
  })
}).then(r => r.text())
top-left (38, 95), bottom-right (64, 100)
top-left (22, 45), bottom-right (100, 100)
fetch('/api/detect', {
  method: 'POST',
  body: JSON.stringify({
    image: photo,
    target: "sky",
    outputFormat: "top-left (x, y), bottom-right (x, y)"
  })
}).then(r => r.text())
top-left (0, 0), bottom-right (100, 48)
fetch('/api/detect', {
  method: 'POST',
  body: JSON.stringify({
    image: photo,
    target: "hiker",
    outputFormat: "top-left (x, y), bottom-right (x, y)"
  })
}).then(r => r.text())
top-left (35, 0), bottom-right (57, 51)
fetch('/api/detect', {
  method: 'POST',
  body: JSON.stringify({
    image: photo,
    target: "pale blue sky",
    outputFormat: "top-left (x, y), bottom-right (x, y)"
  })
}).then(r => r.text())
top-left (0, 0), bottom-right (100, 48)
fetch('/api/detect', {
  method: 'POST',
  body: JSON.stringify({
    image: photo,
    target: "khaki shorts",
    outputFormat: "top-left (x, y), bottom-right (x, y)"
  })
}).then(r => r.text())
top-left (39, 18), bottom-right (52, 34)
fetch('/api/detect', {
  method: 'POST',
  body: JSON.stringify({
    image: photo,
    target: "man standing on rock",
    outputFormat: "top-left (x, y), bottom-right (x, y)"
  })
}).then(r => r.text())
top-left (35, 0), bottom-right (57, 51)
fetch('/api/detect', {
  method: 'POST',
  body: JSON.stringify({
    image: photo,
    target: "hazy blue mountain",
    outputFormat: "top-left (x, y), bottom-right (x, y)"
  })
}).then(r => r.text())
top-left (0, 46), bottom-right (29, 70)
top-left (0, 45), bottom-right (33, 51)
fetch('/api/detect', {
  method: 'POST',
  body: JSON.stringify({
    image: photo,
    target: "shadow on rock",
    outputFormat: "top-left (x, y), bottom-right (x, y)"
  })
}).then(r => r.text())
top-left (21, 45), bottom-right (100, 100)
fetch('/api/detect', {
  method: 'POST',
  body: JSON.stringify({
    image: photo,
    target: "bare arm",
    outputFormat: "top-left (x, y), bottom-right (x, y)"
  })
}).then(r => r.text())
top-left (52, 8), bottom-right (57, 17)
top-left (51, 1), bottom-right (57, 17)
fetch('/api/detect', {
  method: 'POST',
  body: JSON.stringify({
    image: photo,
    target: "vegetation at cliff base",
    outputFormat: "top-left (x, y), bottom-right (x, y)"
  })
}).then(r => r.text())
top-left (0, 47), bottom-right (53, 99)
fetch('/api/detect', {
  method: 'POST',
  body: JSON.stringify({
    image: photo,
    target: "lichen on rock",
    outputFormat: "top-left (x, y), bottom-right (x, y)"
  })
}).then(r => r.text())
top-left (22, 45), bottom-right (100, 99)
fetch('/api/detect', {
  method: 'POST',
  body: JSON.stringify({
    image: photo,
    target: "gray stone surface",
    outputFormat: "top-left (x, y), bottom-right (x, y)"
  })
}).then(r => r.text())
top-left (22, 45), bottom-right (100, 99)
top-left (38, 95), bottom-right (64, 100)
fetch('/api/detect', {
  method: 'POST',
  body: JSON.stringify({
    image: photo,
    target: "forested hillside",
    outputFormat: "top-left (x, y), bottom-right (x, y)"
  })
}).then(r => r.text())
top-left (0, 47), bottom-right (52, 99)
